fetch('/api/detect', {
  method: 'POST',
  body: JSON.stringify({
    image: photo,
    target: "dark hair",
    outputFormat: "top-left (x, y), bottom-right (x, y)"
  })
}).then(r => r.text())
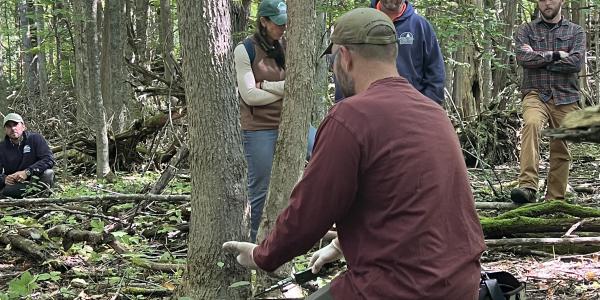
top-left (343, 25), bottom-right (398, 63)
top-left (254, 17), bottom-right (286, 69)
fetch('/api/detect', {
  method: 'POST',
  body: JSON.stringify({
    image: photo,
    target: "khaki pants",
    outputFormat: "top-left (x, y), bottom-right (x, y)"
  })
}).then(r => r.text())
top-left (518, 92), bottom-right (579, 199)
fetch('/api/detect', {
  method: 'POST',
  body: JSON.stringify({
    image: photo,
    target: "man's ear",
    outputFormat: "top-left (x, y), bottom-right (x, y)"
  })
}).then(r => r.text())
top-left (339, 46), bottom-right (353, 72)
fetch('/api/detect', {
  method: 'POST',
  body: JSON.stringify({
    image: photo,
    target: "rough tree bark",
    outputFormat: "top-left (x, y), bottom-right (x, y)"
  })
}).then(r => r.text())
top-left (255, 0), bottom-right (317, 291)
top-left (34, 2), bottom-right (48, 100)
top-left (159, 0), bottom-right (174, 81)
top-left (71, 0), bottom-right (92, 125)
top-left (101, 0), bottom-right (129, 132)
top-left (178, 0), bottom-right (249, 298)
top-left (134, 0), bottom-right (150, 64)
top-left (19, 0), bottom-right (38, 100)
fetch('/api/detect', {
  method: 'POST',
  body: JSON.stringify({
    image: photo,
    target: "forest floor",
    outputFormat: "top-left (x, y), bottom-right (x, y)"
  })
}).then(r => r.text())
top-left (476, 142), bottom-right (600, 300)
top-left (0, 142), bottom-right (599, 299)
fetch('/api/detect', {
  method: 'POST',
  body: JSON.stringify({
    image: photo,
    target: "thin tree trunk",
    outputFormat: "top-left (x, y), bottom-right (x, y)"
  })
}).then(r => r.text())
top-left (101, 0), bottom-right (129, 132)
top-left (34, 2), bottom-right (48, 99)
top-left (230, 0), bottom-right (252, 44)
top-left (178, 0), bottom-right (249, 298)
top-left (255, 0), bottom-right (317, 291)
top-left (134, 0), bottom-right (149, 64)
top-left (312, 10), bottom-right (329, 125)
top-left (159, 0), bottom-right (174, 81)
top-left (71, 0), bottom-right (91, 125)
top-left (83, 0), bottom-right (111, 179)
top-left (20, 0), bottom-right (38, 100)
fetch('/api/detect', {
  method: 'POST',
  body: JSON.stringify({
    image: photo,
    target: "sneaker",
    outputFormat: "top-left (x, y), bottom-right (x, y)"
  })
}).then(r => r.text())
top-left (511, 187), bottom-right (537, 204)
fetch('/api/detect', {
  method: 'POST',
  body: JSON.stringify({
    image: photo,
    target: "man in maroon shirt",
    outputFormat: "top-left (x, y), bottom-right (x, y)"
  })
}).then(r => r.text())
top-left (223, 8), bottom-right (485, 299)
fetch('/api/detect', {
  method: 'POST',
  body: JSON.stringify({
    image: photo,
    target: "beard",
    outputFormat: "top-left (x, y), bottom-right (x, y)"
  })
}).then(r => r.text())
top-left (541, 6), bottom-right (560, 21)
top-left (334, 59), bottom-right (356, 98)
top-left (380, 0), bottom-right (403, 11)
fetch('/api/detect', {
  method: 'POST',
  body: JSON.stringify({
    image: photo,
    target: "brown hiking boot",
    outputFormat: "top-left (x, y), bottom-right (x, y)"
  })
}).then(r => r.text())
top-left (511, 187), bottom-right (537, 204)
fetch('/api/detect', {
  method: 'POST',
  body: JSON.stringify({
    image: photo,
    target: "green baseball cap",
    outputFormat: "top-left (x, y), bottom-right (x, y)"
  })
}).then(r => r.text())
top-left (322, 8), bottom-right (397, 56)
top-left (258, 0), bottom-right (287, 26)
top-left (3, 113), bottom-right (24, 126)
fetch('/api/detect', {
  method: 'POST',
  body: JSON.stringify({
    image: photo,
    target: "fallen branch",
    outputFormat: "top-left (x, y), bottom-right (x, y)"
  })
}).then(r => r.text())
top-left (130, 259), bottom-right (184, 273)
top-left (0, 194), bottom-right (190, 208)
top-left (120, 286), bottom-right (172, 297)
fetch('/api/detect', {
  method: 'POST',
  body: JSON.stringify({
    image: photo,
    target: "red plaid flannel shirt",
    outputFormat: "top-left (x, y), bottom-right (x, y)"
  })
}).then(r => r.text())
top-left (515, 17), bottom-right (585, 105)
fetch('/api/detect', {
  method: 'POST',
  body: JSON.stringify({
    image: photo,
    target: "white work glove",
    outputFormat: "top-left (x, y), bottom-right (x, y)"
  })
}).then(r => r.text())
top-left (558, 51), bottom-right (569, 59)
top-left (222, 241), bottom-right (259, 270)
top-left (309, 238), bottom-right (344, 274)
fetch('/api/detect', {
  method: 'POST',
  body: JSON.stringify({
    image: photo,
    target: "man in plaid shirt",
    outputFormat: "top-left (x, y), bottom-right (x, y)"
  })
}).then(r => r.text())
top-left (511, 0), bottom-right (585, 203)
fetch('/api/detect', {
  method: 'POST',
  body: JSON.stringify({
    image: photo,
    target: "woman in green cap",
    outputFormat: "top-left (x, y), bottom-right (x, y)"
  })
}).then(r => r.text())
top-left (234, 0), bottom-right (316, 242)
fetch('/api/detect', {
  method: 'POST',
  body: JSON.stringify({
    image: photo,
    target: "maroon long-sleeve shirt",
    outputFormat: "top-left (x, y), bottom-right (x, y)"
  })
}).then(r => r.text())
top-left (253, 77), bottom-right (486, 299)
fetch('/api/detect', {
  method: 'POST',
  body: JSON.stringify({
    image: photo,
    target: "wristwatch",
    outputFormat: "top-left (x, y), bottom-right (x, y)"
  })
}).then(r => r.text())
top-left (25, 169), bottom-right (31, 177)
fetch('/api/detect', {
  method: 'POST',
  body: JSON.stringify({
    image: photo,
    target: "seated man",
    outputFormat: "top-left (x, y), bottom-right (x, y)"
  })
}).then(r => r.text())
top-left (0, 113), bottom-right (55, 198)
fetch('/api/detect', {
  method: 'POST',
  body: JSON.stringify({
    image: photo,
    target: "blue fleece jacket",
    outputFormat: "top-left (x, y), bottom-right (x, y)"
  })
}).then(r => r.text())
top-left (336, 1), bottom-right (445, 104)
top-left (0, 131), bottom-right (55, 190)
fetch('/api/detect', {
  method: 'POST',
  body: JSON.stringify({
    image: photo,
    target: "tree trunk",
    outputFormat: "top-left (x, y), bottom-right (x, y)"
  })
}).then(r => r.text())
top-left (134, 0), bottom-right (150, 64)
top-left (312, 10), bottom-right (329, 125)
top-left (159, 0), bottom-right (174, 81)
top-left (101, 0), bottom-right (129, 132)
top-left (82, 0), bottom-right (111, 179)
top-left (178, 0), bottom-right (249, 298)
top-left (492, 0), bottom-right (517, 102)
top-left (0, 31), bottom-right (6, 112)
top-left (52, 1), bottom-right (64, 80)
top-left (570, 0), bottom-right (591, 107)
top-left (230, 0), bottom-right (252, 44)
top-left (255, 0), bottom-right (317, 290)
top-left (452, 0), bottom-right (483, 119)
top-left (34, 2), bottom-right (48, 100)
top-left (20, 0), bottom-right (38, 100)
top-left (71, 0), bottom-right (92, 125)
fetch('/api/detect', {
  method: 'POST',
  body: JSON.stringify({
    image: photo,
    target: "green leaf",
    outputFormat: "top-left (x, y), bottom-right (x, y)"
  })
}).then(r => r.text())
top-left (216, 261), bottom-right (224, 268)
top-left (228, 281), bottom-right (251, 288)
top-left (8, 271), bottom-right (38, 296)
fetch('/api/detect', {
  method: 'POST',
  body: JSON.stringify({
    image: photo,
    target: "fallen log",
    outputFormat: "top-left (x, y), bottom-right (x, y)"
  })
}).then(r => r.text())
top-left (0, 234), bottom-right (46, 261)
top-left (486, 236), bottom-right (600, 247)
top-left (481, 217), bottom-right (600, 238)
top-left (544, 105), bottom-right (600, 143)
top-left (495, 200), bottom-right (600, 219)
top-left (0, 194), bottom-right (190, 208)
top-left (476, 202), bottom-right (518, 210)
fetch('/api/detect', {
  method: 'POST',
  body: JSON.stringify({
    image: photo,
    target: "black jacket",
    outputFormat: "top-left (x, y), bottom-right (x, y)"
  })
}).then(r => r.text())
top-left (0, 131), bottom-right (54, 189)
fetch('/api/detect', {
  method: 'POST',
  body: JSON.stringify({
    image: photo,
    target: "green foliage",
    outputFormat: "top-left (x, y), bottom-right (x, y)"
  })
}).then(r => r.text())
top-left (6, 271), bottom-right (39, 298)
top-left (89, 219), bottom-right (105, 233)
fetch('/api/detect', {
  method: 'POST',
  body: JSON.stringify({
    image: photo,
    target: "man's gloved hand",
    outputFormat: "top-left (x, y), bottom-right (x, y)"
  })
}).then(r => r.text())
top-left (558, 51), bottom-right (569, 59)
top-left (309, 238), bottom-right (343, 274)
top-left (222, 241), bottom-right (259, 270)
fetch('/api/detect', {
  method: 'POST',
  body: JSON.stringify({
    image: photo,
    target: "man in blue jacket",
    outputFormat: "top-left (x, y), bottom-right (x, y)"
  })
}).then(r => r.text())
top-left (0, 113), bottom-right (55, 198)
top-left (334, 0), bottom-right (446, 104)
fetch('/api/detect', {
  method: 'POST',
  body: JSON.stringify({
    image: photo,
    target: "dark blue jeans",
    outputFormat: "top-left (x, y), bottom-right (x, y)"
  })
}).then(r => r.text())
top-left (243, 126), bottom-right (317, 242)
top-left (2, 169), bottom-right (55, 198)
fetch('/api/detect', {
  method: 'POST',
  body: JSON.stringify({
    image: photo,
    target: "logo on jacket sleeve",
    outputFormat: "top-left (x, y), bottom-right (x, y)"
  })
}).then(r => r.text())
top-left (23, 145), bottom-right (31, 154)
top-left (398, 32), bottom-right (414, 45)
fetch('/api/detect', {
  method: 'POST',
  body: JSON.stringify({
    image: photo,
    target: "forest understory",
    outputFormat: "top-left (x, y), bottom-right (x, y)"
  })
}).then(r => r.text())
top-left (0, 142), bottom-right (597, 299)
